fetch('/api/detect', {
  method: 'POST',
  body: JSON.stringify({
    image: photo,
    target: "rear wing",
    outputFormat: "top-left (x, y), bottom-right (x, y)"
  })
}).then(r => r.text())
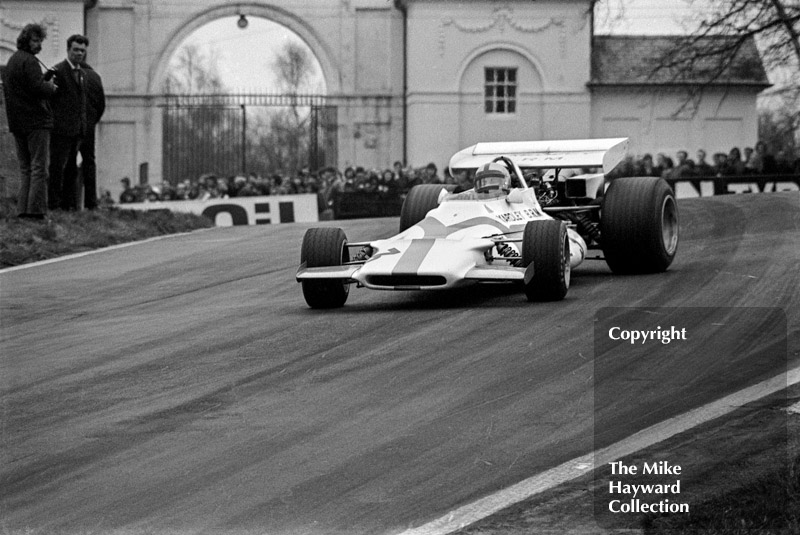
top-left (448, 138), bottom-right (629, 175)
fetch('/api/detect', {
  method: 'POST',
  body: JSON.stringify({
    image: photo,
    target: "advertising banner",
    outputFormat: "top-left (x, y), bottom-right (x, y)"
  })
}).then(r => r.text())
top-left (122, 195), bottom-right (319, 226)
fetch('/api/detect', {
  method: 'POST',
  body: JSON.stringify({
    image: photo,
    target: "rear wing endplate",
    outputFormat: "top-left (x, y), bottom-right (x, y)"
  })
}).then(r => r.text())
top-left (448, 138), bottom-right (629, 174)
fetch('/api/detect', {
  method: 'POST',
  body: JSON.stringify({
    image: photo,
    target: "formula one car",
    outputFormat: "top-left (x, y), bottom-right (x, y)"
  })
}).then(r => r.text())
top-left (296, 138), bottom-right (678, 308)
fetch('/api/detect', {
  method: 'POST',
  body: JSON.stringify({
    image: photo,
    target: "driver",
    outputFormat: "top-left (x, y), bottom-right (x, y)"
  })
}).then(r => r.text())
top-left (474, 162), bottom-right (512, 197)
top-left (442, 161), bottom-right (512, 202)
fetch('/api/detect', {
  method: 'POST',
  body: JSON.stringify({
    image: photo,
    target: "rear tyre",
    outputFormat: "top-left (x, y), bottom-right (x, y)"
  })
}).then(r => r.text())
top-left (521, 220), bottom-right (570, 301)
top-left (300, 227), bottom-right (350, 308)
top-left (601, 177), bottom-right (679, 274)
top-left (399, 184), bottom-right (454, 232)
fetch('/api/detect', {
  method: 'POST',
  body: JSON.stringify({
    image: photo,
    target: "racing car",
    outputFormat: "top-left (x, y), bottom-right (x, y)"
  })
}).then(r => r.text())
top-left (296, 138), bottom-right (678, 308)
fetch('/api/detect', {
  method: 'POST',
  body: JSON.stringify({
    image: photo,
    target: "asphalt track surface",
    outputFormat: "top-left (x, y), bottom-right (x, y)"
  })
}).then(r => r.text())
top-left (1, 192), bottom-right (798, 534)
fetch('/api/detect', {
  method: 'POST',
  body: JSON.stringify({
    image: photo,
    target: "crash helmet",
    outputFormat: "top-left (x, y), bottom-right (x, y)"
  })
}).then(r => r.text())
top-left (474, 162), bottom-right (511, 193)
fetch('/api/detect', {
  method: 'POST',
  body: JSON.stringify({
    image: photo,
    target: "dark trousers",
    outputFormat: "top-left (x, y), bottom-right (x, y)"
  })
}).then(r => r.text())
top-left (49, 133), bottom-right (82, 210)
top-left (64, 128), bottom-right (97, 209)
top-left (14, 129), bottom-right (50, 215)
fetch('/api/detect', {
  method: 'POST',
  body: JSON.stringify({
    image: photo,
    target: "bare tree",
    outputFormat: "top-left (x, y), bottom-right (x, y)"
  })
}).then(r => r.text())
top-left (267, 42), bottom-right (320, 175)
top-left (667, 1), bottom-right (798, 76)
top-left (272, 41), bottom-right (318, 94)
top-left (646, 1), bottom-right (799, 106)
top-left (161, 44), bottom-right (245, 181)
top-left (163, 44), bottom-right (225, 94)
top-left (759, 102), bottom-right (800, 158)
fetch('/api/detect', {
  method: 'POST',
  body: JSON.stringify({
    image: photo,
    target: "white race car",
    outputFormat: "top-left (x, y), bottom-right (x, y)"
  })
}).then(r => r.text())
top-left (296, 138), bottom-right (678, 308)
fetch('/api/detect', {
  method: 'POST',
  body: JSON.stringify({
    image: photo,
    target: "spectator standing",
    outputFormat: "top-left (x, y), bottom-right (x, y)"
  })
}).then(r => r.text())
top-left (382, 168), bottom-right (398, 195)
top-left (119, 177), bottom-right (137, 203)
top-left (656, 153), bottom-right (674, 179)
top-left (392, 160), bottom-right (405, 181)
top-left (743, 146), bottom-right (755, 171)
top-left (669, 150), bottom-right (695, 179)
top-left (1, 24), bottom-right (58, 219)
top-left (635, 153), bottom-right (658, 177)
top-left (423, 162), bottom-right (441, 184)
top-left (725, 147), bottom-right (746, 176)
top-left (750, 140), bottom-right (777, 175)
top-left (695, 149), bottom-right (714, 177)
top-left (63, 60), bottom-right (105, 210)
top-left (711, 153), bottom-right (727, 175)
top-left (342, 166), bottom-right (356, 191)
top-left (402, 166), bottom-right (422, 192)
top-left (174, 181), bottom-right (189, 200)
top-left (321, 167), bottom-right (342, 206)
top-left (98, 189), bottom-right (114, 208)
top-left (49, 34), bottom-right (90, 211)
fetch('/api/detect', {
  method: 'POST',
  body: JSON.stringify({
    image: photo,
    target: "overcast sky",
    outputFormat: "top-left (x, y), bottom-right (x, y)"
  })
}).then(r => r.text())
top-left (172, 1), bottom-right (708, 92)
top-left (172, 16), bottom-right (325, 93)
top-left (595, 0), bottom-right (708, 34)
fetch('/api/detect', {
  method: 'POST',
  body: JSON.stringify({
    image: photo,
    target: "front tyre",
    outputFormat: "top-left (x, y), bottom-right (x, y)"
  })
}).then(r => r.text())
top-left (399, 184), bottom-right (454, 232)
top-left (521, 220), bottom-right (570, 301)
top-left (300, 227), bottom-right (350, 308)
top-left (601, 177), bottom-right (679, 274)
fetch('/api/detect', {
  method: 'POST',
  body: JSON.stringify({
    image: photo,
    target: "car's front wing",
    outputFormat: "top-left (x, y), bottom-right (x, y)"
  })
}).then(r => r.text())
top-left (295, 262), bottom-right (529, 290)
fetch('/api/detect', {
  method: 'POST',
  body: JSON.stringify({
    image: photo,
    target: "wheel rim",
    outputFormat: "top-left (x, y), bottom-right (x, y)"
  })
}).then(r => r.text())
top-left (340, 242), bottom-right (350, 296)
top-left (563, 234), bottom-right (571, 288)
top-left (661, 195), bottom-right (679, 255)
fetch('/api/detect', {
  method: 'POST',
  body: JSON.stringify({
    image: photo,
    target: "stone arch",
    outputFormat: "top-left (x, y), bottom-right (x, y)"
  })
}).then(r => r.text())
top-left (148, 3), bottom-right (338, 95)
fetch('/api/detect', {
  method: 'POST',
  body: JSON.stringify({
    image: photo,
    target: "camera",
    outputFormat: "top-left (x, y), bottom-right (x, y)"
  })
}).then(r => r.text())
top-left (43, 69), bottom-right (57, 82)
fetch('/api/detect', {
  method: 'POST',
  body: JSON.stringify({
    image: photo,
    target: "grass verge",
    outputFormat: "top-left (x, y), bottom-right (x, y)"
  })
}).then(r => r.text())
top-left (0, 206), bottom-right (213, 269)
top-left (641, 454), bottom-right (799, 534)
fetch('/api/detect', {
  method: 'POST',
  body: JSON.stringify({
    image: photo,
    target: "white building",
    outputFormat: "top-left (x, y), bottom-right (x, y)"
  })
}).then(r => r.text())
top-left (1, 0), bottom-right (770, 200)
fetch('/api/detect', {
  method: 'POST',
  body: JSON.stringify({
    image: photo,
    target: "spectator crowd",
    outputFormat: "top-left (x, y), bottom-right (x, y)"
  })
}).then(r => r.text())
top-left (606, 142), bottom-right (800, 181)
top-left (117, 161), bottom-right (468, 208)
top-left (118, 142), bottom-right (799, 208)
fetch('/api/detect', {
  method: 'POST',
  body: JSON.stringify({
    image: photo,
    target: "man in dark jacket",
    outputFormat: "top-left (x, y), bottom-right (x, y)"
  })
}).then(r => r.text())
top-left (63, 62), bottom-right (105, 209)
top-left (1, 24), bottom-right (58, 219)
top-left (48, 34), bottom-right (89, 211)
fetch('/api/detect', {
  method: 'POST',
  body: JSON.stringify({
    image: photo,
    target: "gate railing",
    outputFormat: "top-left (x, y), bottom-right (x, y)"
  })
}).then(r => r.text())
top-left (161, 92), bottom-right (341, 184)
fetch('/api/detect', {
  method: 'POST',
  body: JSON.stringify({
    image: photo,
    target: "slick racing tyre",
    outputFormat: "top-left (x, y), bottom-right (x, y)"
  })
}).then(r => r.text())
top-left (601, 177), bottom-right (679, 274)
top-left (399, 184), bottom-right (455, 232)
top-left (521, 219), bottom-right (570, 301)
top-left (300, 227), bottom-right (350, 308)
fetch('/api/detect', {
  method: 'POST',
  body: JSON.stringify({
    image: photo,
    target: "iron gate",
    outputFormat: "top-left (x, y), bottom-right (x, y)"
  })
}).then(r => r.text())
top-left (162, 93), bottom-right (337, 183)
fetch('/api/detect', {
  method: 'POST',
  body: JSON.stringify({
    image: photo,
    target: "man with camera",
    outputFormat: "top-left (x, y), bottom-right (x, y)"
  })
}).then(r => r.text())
top-left (48, 34), bottom-right (90, 211)
top-left (1, 23), bottom-right (58, 219)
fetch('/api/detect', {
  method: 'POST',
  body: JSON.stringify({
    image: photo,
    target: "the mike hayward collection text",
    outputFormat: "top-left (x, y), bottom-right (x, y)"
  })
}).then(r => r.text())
top-left (607, 461), bottom-right (690, 514)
